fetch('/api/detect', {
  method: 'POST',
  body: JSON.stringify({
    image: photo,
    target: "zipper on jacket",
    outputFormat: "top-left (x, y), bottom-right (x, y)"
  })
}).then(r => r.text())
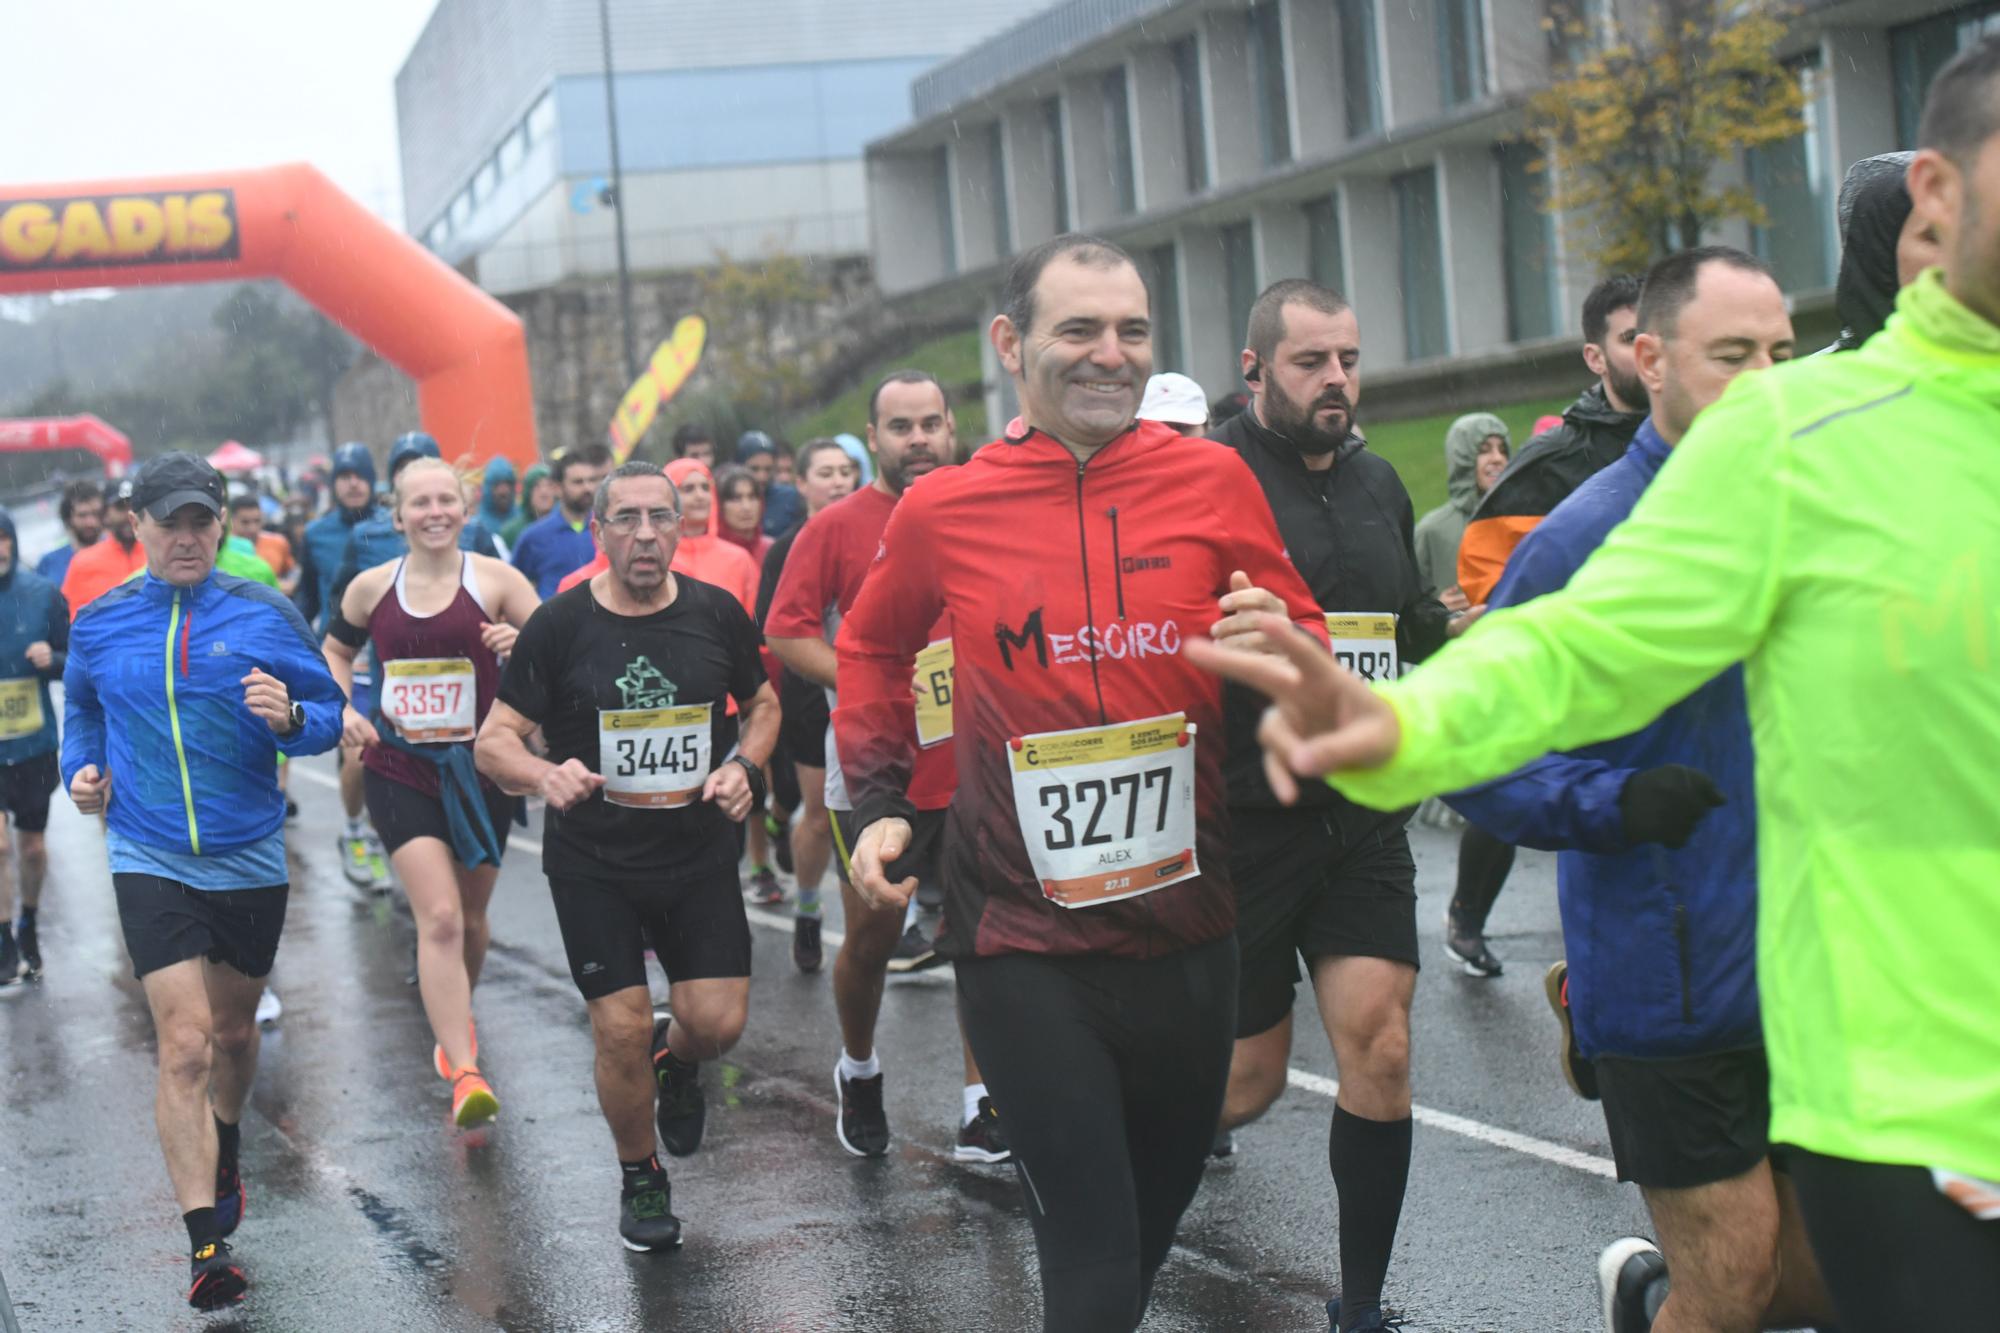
top-left (1107, 506), bottom-right (1127, 620)
top-left (164, 589), bottom-right (201, 855)
top-left (1073, 460), bottom-right (1109, 724)
top-left (1672, 901), bottom-right (1694, 1025)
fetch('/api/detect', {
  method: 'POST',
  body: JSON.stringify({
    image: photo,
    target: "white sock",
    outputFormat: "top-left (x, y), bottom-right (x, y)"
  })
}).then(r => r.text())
top-left (839, 1049), bottom-right (880, 1081)
top-left (962, 1082), bottom-right (986, 1124)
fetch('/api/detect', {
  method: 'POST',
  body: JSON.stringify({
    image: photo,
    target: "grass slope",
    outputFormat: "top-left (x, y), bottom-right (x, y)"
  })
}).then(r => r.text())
top-left (784, 330), bottom-right (988, 446)
top-left (1358, 394), bottom-right (1576, 516)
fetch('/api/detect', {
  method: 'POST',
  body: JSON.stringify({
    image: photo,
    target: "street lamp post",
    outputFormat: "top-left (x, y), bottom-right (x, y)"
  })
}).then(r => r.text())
top-left (598, 0), bottom-right (638, 384)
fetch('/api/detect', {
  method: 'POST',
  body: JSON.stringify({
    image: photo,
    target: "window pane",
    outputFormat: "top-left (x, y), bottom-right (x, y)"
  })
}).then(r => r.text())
top-left (526, 89), bottom-right (557, 145)
top-left (1394, 167), bottom-right (1448, 360)
top-left (989, 121), bottom-right (1012, 254)
top-left (1173, 37), bottom-right (1209, 194)
top-left (1440, 0), bottom-right (1488, 107)
top-left (473, 160), bottom-right (499, 203)
top-left (1251, 2), bottom-right (1292, 166)
top-left (1497, 142), bottom-right (1556, 340)
top-left (1305, 195), bottom-right (1345, 295)
top-left (1147, 243), bottom-right (1183, 372)
top-left (1044, 98), bottom-right (1070, 232)
top-left (934, 147), bottom-right (957, 275)
top-left (1891, 4), bottom-right (2000, 147)
top-left (1749, 58), bottom-right (1834, 291)
top-left (498, 124), bottom-right (528, 176)
top-left (1105, 67), bottom-right (1137, 215)
top-left (1223, 221), bottom-right (1257, 355)
top-left (1340, 0), bottom-right (1382, 138)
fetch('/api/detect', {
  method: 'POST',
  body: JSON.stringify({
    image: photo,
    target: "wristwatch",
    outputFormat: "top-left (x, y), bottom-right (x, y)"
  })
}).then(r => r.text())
top-left (281, 701), bottom-right (306, 737)
top-left (729, 754), bottom-right (768, 807)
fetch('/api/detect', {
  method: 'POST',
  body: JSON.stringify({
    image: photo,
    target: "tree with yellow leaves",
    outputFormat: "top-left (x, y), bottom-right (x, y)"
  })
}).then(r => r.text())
top-left (1526, 0), bottom-right (1808, 273)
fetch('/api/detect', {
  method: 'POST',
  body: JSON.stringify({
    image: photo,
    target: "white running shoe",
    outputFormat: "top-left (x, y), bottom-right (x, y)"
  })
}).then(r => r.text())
top-left (255, 988), bottom-right (283, 1029)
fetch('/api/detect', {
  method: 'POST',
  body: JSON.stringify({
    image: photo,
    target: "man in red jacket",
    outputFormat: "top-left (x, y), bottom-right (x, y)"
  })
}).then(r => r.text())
top-left (836, 233), bottom-right (1325, 1331)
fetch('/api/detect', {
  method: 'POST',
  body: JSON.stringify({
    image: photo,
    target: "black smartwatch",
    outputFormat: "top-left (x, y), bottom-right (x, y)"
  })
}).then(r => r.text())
top-left (281, 701), bottom-right (306, 737)
top-left (729, 754), bottom-right (767, 807)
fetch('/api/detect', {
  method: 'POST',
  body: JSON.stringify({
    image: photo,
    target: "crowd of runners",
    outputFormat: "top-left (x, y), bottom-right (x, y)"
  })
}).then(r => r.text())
top-left (0, 37), bottom-right (1994, 1333)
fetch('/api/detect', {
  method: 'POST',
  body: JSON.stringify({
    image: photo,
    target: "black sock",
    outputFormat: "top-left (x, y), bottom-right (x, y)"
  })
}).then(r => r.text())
top-left (184, 1206), bottom-right (220, 1252)
top-left (0, 922), bottom-right (11, 946)
top-left (17, 905), bottom-right (32, 925)
top-left (215, 1116), bottom-right (240, 1168)
top-left (620, 1154), bottom-right (661, 1182)
top-left (1329, 1107), bottom-right (1413, 1332)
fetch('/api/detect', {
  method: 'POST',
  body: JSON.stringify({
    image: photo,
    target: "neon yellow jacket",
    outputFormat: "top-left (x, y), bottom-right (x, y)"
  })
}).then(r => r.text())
top-left (1334, 271), bottom-right (2000, 1178)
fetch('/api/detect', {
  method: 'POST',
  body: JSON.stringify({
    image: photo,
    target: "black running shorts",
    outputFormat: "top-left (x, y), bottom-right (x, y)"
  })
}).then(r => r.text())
top-left (829, 806), bottom-right (944, 895)
top-left (1595, 1045), bottom-right (1771, 1188)
top-left (779, 671), bottom-right (829, 770)
top-left (1230, 807), bottom-right (1419, 1039)
top-left (113, 874), bottom-right (289, 980)
top-left (363, 769), bottom-right (515, 862)
top-left (549, 869), bottom-right (752, 1001)
top-left (0, 750), bottom-right (58, 834)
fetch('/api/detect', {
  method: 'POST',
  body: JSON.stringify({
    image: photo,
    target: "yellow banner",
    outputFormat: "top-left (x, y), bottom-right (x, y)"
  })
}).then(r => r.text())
top-left (0, 190), bottom-right (238, 271)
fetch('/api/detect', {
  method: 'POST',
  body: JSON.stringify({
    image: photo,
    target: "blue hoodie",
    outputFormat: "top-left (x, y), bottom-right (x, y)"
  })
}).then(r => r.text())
top-left (0, 511), bottom-right (68, 765)
top-left (1445, 418), bottom-right (1758, 1061)
top-left (478, 456), bottom-right (518, 534)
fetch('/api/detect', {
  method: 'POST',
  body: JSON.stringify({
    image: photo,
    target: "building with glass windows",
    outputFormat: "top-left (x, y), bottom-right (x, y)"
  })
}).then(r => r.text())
top-left (865, 0), bottom-right (1982, 425)
top-left (396, 0), bottom-right (1053, 294)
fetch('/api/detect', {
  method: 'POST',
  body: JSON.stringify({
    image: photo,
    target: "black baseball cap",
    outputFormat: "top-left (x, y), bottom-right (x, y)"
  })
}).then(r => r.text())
top-left (129, 453), bottom-right (227, 522)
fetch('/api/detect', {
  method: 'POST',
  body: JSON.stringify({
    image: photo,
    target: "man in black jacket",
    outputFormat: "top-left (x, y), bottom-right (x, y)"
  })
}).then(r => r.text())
top-left (1207, 279), bottom-right (1452, 1333)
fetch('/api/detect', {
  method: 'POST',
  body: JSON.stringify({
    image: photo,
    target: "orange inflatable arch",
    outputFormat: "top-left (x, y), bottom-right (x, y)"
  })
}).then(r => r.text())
top-left (0, 164), bottom-right (537, 470)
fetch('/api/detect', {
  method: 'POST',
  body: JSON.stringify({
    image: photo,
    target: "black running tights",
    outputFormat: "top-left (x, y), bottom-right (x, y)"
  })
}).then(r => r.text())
top-left (1451, 824), bottom-right (1515, 932)
top-left (956, 935), bottom-right (1237, 1333)
top-left (1787, 1147), bottom-right (2000, 1328)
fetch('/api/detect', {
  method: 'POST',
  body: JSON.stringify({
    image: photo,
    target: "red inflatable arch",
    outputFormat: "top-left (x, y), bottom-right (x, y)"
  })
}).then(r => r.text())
top-left (0, 414), bottom-right (134, 476)
top-left (0, 164), bottom-right (538, 469)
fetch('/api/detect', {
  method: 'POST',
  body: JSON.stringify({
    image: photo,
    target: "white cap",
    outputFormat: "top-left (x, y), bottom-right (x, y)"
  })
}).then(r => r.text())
top-left (1137, 373), bottom-right (1209, 426)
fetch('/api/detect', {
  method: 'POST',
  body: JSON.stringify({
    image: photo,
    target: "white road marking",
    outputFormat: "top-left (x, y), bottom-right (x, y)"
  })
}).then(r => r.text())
top-left (294, 765), bottom-right (1616, 1178)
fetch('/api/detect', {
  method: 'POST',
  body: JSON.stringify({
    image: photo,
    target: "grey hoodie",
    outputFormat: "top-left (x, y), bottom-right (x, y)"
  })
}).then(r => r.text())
top-left (1413, 412), bottom-right (1508, 592)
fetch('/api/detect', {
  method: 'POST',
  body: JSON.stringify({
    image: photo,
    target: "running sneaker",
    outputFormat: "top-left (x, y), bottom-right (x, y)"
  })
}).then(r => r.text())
top-left (215, 1157), bottom-right (246, 1237)
top-left (1444, 911), bottom-right (1503, 977)
top-left (1325, 1297), bottom-right (1405, 1330)
top-left (746, 866), bottom-right (784, 906)
top-left (767, 812), bottom-right (794, 875)
top-left (255, 988), bottom-right (282, 1030)
top-left (619, 1164), bottom-right (683, 1252)
top-left (433, 1019), bottom-right (479, 1082)
top-left (284, 797), bottom-right (300, 821)
top-left (340, 830), bottom-right (372, 886)
top-left (365, 834), bottom-right (393, 894)
top-left (885, 921), bottom-right (942, 974)
top-left (651, 1021), bottom-right (706, 1157)
top-left (16, 916), bottom-right (40, 981)
top-left (792, 914), bottom-right (823, 974)
top-left (1543, 961), bottom-right (1600, 1100)
top-left (1598, 1236), bottom-right (1666, 1333)
top-left (1210, 1126), bottom-right (1236, 1159)
top-left (834, 1061), bottom-right (890, 1158)
top-left (188, 1239), bottom-right (247, 1310)
top-left (0, 930), bottom-right (18, 988)
top-left (451, 1068), bottom-right (499, 1129)
top-left (954, 1095), bottom-right (1012, 1163)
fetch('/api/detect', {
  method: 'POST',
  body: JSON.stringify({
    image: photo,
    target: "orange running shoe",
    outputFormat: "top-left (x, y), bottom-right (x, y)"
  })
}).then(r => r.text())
top-left (434, 1018), bottom-right (479, 1081)
top-left (451, 1068), bottom-right (499, 1128)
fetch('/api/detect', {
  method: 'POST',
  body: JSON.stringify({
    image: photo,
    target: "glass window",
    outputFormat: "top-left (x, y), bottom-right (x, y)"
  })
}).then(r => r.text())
top-left (989, 121), bottom-right (1012, 255)
top-left (1105, 66), bottom-right (1137, 216)
top-left (1223, 221), bottom-right (1258, 354)
top-left (1892, 4), bottom-right (2000, 147)
top-left (1251, 2), bottom-right (1292, 166)
top-left (1304, 195), bottom-right (1345, 295)
top-left (498, 124), bottom-right (528, 177)
top-left (1043, 98), bottom-right (1070, 232)
top-left (1145, 243), bottom-right (1183, 372)
top-left (934, 147), bottom-right (958, 275)
top-left (1748, 57), bottom-right (1834, 291)
top-left (1172, 36), bottom-right (1209, 194)
top-left (525, 89), bottom-right (557, 145)
top-left (1497, 142), bottom-right (1556, 340)
top-left (1339, 0), bottom-right (1382, 139)
top-left (473, 159), bottom-right (499, 204)
top-left (426, 218), bottom-right (451, 251)
top-left (450, 190), bottom-right (473, 231)
top-left (1394, 167), bottom-right (1449, 360)
top-left (1440, 0), bottom-right (1488, 107)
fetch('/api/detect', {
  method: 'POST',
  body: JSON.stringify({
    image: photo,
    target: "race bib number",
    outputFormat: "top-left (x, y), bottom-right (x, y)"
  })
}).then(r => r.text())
top-left (1009, 712), bottom-right (1199, 909)
top-left (599, 704), bottom-right (712, 809)
top-left (914, 639), bottom-right (954, 748)
top-left (0, 678), bottom-right (43, 739)
top-left (382, 658), bottom-right (477, 742)
top-left (1326, 613), bottom-right (1399, 682)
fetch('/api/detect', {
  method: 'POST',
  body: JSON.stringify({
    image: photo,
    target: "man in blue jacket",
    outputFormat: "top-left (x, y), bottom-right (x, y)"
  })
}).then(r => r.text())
top-left (1447, 250), bottom-right (1832, 1333)
top-left (33, 478), bottom-right (104, 588)
top-left (0, 510), bottom-right (68, 987)
top-left (63, 452), bottom-right (343, 1312)
top-left (510, 442), bottom-right (610, 595)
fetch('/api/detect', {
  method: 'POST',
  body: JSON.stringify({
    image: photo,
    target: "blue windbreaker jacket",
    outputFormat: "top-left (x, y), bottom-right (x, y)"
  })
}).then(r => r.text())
top-left (63, 570), bottom-right (344, 855)
top-left (1444, 419), bottom-right (1759, 1060)
top-left (295, 501), bottom-right (378, 633)
top-left (0, 514), bottom-right (68, 764)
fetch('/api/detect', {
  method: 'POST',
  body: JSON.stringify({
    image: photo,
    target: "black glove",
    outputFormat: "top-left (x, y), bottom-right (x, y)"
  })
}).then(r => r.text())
top-left (1618, 765), bottom-right (1725, 849)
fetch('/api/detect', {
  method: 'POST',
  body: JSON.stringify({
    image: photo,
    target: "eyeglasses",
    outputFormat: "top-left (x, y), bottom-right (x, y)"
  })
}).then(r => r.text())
top-left (602, 508), bottom-right (680, 535)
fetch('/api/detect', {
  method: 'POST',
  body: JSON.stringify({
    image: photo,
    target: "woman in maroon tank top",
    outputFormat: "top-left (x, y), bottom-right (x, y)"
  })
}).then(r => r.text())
top-left (322, 458), bottom-right (539, 1130)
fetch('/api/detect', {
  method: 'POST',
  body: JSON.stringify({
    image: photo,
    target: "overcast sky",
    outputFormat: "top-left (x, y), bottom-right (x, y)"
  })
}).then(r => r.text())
top-left (5, 0), bottom-right (438, 228)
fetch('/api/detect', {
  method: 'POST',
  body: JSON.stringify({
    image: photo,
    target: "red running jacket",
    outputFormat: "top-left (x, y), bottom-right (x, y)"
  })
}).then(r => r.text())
top-left (834, 420), bottom-right (1326, 960)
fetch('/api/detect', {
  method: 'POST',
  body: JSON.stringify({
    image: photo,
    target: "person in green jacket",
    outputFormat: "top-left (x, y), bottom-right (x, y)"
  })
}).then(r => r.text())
top-left (1411, 412), bottom-right (1509, 612)
top-left (1189, 40), bottom-right (2000, 1330)
top-left (500, 462), bottom-right (552, 548)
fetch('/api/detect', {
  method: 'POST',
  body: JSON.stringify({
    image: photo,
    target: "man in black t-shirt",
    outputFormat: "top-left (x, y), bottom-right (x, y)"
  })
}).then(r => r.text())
top-left (476, 461), bottom-right (779, 1254)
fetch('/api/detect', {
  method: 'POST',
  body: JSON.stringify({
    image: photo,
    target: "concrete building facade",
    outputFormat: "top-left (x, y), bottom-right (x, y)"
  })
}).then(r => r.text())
top-left (396, 0), bottom-right (1053, 294)
top-left (865, 0), bottom-right (1988, 427)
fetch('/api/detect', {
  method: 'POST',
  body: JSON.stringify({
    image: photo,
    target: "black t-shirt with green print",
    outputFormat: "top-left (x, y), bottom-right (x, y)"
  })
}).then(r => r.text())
top-left (499, 575), bottom-right (764, 882)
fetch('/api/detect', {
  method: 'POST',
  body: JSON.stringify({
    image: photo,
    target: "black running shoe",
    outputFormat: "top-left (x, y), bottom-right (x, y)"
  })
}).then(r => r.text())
top-left (746, 867), bottom-right (784, 907)
top-left (1326, 1297), bottom-right (1405, 1331)
top-left (792, 914), bottom-right (823, 974)
top-left (0, 930), bottom-right (18, 988)
top-left (1444, 912), bottom-right (1504, 977)
top-left (188, 1239), bottom-right (247, 1310)
top-left (651, 1020), bottom-right (706, 1157)
top-left (16, 917), bottom-right (39, 982)
top-left (1210, 1126), bottom-right (1236, 1159)
top-left (834, 1061), bottom-right (890, 1158)
top-left (215, 1158), bottom-right (246, 1237)
top-left (1544, 961), bottom-right (1600, 1100)
top-left (768, 813), bottom-right (794, 875)
top-left (885, 922), bottom-right (942, 975)
top-left (619, 1167), bottom-right (683, 1252)
top-left (954, 1096), bottom-right (1012, 1163)
top-left (1598, 1237), bottom-right (1665, 1333)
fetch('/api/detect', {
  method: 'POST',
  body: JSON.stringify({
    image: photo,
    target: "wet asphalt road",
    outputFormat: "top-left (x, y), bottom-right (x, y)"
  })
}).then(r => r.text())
top-left (0, 754), bottom-right (1653, 1331)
